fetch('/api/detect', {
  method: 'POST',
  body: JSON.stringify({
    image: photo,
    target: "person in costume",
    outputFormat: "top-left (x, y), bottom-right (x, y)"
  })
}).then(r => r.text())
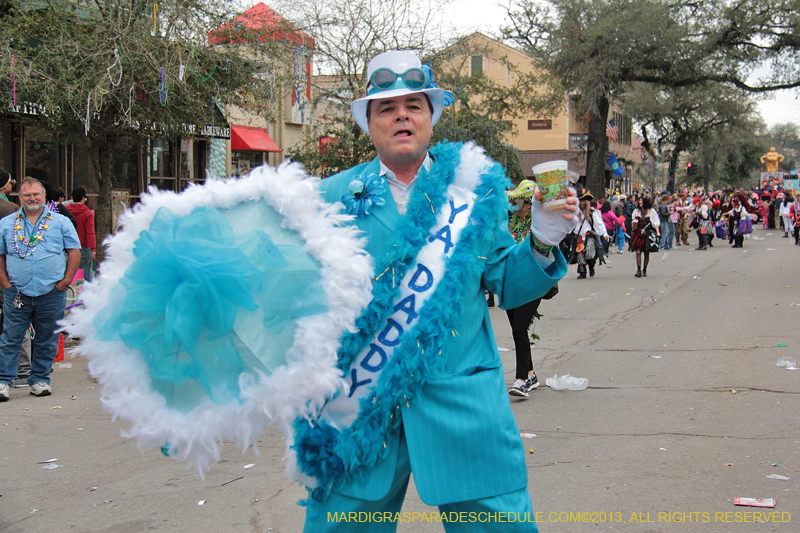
top-left (758, 195), bottom-right (770, 230)
top-left (504, 192), bottom-right (544, 398)
top-left (616, 214), bottom-right (627, 253)
top-left (721, 194), bottom-right (750, 248)
top-left (572, 192), bottom-right (606, 279)
top-left (292, 50), bottom-right (577, 532)
top-left (691, 197), bottom-right (712, 251)
top-left (0, 177), bottom-right (81, 400)
top-left (630, 196), bottom-right (660, 278)
top-left (674, 193), bottom-right (691, 246)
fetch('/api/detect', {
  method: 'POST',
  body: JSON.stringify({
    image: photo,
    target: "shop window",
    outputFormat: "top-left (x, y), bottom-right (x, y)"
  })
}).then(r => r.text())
top-left (148, 138), bottom-right (175, 191)
top-left (113, 149), bottom-right (140, 195)
top-left (470, 55), bottom-right (483, 76)
top-left (231, 151), bottom-right (264, 178)
top-left (149, 138), bottom-right (172, 178)
top-left (72, 145), bottom-right (100, 192)
top-left (25, 128), bottom-right (59, 184)
top-left (179, 139), bottom-right (208, 192)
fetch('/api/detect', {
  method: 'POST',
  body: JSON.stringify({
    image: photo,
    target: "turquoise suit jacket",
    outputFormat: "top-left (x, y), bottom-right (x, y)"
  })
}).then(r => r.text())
top-left (318, 155), bottom-right (567, 506)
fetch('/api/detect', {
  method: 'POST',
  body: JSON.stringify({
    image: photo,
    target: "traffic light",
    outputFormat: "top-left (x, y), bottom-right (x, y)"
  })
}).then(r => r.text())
top-left (686, 162), bottom-right (697, 175)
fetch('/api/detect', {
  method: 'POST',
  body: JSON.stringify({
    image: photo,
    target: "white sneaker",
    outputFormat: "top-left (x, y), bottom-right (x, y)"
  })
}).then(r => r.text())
top-left (508, 379), bottom-right (529, 397)
top-left (524, 373), bottom-right (540, 391)
top-left (0, 383), bottom-right (10, 401)
top-left (30, 382), bottom-right (51, 397)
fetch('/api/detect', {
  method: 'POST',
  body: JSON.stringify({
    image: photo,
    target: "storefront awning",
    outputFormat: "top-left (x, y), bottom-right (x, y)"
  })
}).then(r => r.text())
top-left (231, 125), bottom-right (282, 152)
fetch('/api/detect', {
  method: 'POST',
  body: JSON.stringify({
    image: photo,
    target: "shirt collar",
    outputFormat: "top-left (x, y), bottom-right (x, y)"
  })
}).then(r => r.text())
top-left (378, 152), bottom-right (432, 186)
top-left (17, 205), bottom-right (52, 219)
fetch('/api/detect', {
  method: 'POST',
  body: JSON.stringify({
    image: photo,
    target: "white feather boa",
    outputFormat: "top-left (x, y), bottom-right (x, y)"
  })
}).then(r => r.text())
top-left (63, 162), bottom-right (374, 475)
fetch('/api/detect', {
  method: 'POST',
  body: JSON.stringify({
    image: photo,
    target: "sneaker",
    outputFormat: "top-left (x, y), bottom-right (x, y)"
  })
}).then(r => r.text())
top-left (13, 377), bottom-right (29, 388)
top-left (524, 374), bottom-right (540, 392)
top-left (30, 382), bottom-right (51, 397)
top-left (508, 379), bottom-right (529, 397)
top-left (0, 383), bottom-right (9, 401)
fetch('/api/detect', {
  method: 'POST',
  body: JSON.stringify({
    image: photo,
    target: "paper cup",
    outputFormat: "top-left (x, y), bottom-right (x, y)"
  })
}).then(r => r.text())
top-left (533, 160), bottom-right (568, 210)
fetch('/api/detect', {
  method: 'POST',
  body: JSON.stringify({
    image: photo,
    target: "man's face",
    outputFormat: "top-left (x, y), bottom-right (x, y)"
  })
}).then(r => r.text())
top-left (517, 199), bottom-right (531, 218)
top-left (19, 183), bottom-right (45, 214)
top-left (367, 94), bottom-right (433, 169)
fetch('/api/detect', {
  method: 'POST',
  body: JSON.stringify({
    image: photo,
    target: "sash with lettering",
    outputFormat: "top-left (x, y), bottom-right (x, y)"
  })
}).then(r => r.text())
top-left (290, 142), bottom-right (512, 501)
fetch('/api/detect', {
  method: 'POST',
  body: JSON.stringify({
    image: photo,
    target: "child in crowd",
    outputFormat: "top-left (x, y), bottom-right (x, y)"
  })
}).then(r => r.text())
top-left (758, 197), bottom-right (769, 229)
top-left (616, 215), bottom-right (627, 253)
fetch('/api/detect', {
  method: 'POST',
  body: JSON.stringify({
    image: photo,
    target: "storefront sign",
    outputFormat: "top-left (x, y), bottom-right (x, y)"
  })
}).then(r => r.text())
top-left (528, 119), bottom-right (552, 130)
top-left (9, 101), bottom-right (51, 117)
top-left (180, 123), bottom-right (231, 139)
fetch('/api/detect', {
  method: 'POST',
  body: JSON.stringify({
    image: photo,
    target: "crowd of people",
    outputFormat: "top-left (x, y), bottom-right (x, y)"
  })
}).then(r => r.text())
top-left (556, 185), bottom-right (799, 280)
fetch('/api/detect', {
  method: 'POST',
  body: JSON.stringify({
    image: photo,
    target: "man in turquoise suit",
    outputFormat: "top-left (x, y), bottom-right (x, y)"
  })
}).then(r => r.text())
top-left (293, 50), bottom-right (578, 532)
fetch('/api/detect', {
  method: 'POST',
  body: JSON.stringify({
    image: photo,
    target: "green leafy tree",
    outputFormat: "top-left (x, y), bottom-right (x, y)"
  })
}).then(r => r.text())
top-left (0, 0), bottom-right (290, 260)
top-left (715, 131), bottom-right (765, 189)
top-left (623, 81), bottom-right (759, 192)
top-left (502, 0), bottom-right (800, 196)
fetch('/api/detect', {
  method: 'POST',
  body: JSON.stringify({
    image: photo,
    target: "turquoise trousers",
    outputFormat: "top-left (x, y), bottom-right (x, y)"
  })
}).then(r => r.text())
top-left (304, 429), bottom-right (539, 533)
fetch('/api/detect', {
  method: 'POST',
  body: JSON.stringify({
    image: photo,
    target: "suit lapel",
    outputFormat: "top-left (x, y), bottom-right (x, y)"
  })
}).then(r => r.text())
top-left (369, 179), bottom-right (400, 232)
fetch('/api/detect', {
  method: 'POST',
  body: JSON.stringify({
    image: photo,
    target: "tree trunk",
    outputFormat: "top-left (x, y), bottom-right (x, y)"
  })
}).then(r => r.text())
top-left (666, 151), bottom-right (679, 194)
top-left (89, 136), bottom-right (115, 266)
top-left (585, 95), bottom-right (609, 197)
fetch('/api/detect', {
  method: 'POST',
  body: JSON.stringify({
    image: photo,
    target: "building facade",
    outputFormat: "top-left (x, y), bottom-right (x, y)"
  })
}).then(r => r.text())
top-left (453, 33), bottom-right (636, 192)
top-left (0, 3), bottom-right (310, 229)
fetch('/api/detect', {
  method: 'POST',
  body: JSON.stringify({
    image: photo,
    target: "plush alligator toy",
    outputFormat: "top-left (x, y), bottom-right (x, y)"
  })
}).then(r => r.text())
top-left (507, 179), bottom-right (537, 199)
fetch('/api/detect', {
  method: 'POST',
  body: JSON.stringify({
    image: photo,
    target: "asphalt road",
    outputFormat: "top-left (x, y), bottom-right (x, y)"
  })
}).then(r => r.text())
top-left (1, 228), bottom-right (798, 533)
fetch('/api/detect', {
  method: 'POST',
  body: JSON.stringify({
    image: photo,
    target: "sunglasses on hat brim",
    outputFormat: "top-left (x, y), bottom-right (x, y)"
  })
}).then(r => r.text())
top-left (369, 68), bottom-right (429, 92)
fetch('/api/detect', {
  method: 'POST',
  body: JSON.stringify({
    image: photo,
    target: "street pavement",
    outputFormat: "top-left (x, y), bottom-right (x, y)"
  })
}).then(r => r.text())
top-left (1, 227), bottom-right (798, 533)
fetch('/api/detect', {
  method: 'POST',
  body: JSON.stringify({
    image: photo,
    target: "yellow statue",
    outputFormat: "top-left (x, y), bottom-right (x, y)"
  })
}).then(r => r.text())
top-left (760, 147), bottom-right (785, 172)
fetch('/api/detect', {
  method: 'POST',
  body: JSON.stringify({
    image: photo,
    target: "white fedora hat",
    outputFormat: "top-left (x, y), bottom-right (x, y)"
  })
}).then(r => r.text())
top-left (351, 50), bottom-right (446, 134)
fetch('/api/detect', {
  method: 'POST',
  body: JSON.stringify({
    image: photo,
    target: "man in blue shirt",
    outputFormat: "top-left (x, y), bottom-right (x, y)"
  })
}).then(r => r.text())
top-left (0, 177), bottom-right (81, 400)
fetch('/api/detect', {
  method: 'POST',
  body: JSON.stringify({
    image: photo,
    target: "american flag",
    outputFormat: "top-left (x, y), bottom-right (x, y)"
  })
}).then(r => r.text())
top-left (606, 118), bottom-right (619, 142)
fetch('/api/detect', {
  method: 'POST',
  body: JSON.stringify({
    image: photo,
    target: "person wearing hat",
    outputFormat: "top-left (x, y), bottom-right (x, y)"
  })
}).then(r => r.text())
top-left (0, 170), bottom-right (18, 218)
top-left (291, 50), bottom-right (578, 530)
top-left (630, 196), bottom-right (660, 277)
top-left (674, 193), bottom-right (691, 246)
top-left (572, 192), bottom-right (607, 279)
top-left (690, 196), bottom-right (713, 250)
top-left (721, 194), bottom-right (751, 248)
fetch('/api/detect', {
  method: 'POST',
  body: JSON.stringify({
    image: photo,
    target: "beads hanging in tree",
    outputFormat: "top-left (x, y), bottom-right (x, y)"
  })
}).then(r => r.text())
top-left (159, 66), bottom-right (168, 106)
top-left (107, 47), bottom-right (122, 86)
top-left (138, 78), bottom-right (147, 102)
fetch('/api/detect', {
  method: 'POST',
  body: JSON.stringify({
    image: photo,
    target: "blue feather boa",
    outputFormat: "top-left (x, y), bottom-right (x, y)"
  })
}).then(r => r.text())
top-left (293, 141), bottom-right (511, 502)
